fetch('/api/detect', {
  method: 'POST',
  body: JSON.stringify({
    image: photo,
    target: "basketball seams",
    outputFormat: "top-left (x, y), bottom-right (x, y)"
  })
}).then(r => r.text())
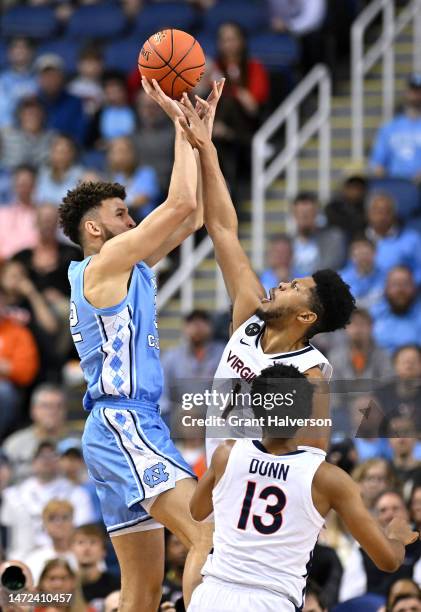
top-left (149, 33), bottom-right (198, 80)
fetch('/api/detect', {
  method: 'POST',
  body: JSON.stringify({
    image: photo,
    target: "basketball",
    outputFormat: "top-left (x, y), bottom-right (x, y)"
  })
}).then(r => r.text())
top-left (138, 29), bottom-right (206, 99)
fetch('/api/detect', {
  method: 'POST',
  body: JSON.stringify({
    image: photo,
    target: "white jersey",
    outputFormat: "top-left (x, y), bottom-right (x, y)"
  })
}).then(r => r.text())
top-left (202, 439), bottom-right (326, 608)
top-left (206, 314), bottom-right (332, 463)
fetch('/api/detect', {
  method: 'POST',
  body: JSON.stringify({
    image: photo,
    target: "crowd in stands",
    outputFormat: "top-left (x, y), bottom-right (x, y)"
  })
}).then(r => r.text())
top-left (0, 0), bottom-right (420, 610)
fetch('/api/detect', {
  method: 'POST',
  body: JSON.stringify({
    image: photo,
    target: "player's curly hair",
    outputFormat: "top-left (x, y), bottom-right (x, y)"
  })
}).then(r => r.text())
top-left (251, 364), bottom-right (315, 436)
top-left (58, 181), bottom-right (126, 246)
top-left (307, 269), bottom-right (356, 338)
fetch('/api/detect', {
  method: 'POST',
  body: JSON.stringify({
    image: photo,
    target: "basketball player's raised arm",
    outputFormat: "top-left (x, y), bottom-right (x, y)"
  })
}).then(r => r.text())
top-left (316, 462), bottom-right (419, 572)
top-left (178, 95), bottom-right (266, 331)
top-left (90, 118), bottom-right (197, 276)
top-left (190, 442), bottom-right (232, 521)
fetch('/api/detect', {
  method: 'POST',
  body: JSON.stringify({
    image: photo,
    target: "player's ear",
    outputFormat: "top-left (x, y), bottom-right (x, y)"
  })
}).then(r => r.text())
top-left (84, 219), bottom-right (102, 238)
top-left (297, 310), bottom-right (317, 326)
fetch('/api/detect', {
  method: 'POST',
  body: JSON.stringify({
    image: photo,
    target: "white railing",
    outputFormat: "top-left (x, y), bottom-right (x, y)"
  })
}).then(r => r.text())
top-left (352, 0), bottom-right (421, 162)
top-left (251, 64), bottom-right (331, 272)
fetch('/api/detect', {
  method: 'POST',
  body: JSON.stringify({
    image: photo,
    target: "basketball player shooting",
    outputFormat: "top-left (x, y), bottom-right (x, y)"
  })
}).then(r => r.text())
top-left (188, 364), bottom-right (419, 612)
top-left (177, 95), bottom-right (356, 459)
top-left (57, 79), bottom-right (224, 612)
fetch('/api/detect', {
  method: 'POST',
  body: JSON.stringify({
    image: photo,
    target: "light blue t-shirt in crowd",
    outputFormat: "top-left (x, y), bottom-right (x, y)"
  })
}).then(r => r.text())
top-left (370, 113), bottom-right (421, 179)
top-left (340, 262), bottom-right (385, 310)
top-left (0, 69), bottom-right (37, 128)
top-left (113, 166), bottom-right (160, 220)
top-left (371, 297), bottom-right (421, 353)
top-left (100, 106), bottom-right (136, 141)
top-left (371, 227), bottom-right (421, 286)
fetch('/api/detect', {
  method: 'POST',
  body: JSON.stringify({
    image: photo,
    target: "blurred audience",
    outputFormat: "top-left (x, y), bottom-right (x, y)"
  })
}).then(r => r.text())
top-left (36, 54), bottom-right (86, 146)
top-left (259, 234), bottom-right (295, 294)
top-left (370, 75), bottom-right (421, 181)
top-left (308, 543), bottom-right (342, 608)
top-left (71, 524), bottom-right (120, 608)
top-left (0, 165), bottom-right (38, 260)
top-left (371, 267), bottom-right (421, 354)
top-left (106, 136), bottom-right (160, 222)
top-left (26, 499), bottom-right (77, 584)
top-left (340, 237), bottom-right (385, 309)
top-left (388, 416), bottom-right (421, 498)
top-left (36, 558), bottom-right (93, 612)
top-left (291, 192), bottom-right (346, 276)
top-left (3, 383), bottom-right (67, 482)
top-left (35, 134), bottom-right (83, 206)
top-left (160, 310), bottom-right (224, 424)
top-left (0, 38), bottom-right (37, 129)
top-left (0, 441), bottom-right (95, 559)
top-left (161, 533), bottom-right (187, 608)
top-left (0, 97), bottom-right (54, 170)
top-left (385, 579), bottom-right (421, 612)
top-left (68, 46), bottom-right (104, 117)
top-left (366, 192), bottom-right (421, 285)
top-left (325, 175), bottom-right (367, 242)
top-left (352, 458), bottom-right (395, 511)
top-left (303, 581), bottom-right (327, 612)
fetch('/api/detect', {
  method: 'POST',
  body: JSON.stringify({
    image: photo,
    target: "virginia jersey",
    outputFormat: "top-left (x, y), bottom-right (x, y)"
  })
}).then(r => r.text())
top-left (202, 439), bottom-right (325, 608)
top-left (214, 314), bottom-right (332, 382)
top-left (68, 257), bottom-right (162, 411)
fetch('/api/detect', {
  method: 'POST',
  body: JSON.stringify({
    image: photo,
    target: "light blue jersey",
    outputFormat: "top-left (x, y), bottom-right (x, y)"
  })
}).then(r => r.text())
top-left (68, 256), bottom-right (163, 411)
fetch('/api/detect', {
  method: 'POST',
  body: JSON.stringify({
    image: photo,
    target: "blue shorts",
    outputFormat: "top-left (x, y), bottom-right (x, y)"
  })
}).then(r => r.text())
top-left (81, 399), bottom-right (195, 536)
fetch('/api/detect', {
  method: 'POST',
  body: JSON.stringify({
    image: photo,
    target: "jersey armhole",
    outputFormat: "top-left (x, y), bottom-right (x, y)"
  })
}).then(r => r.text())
top-left (301, 457), bottom-right (326, 525)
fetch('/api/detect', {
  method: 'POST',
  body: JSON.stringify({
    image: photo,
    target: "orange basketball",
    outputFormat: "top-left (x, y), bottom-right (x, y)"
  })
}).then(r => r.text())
top-left (138, 29), bottom-right (206, 100)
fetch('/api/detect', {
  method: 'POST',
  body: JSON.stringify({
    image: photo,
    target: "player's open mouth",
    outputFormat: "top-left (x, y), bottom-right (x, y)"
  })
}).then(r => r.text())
top-left (261, 288), bottom-right (275, 303)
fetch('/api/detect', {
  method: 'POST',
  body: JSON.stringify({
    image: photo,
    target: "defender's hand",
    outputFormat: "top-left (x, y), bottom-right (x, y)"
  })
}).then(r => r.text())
top-left (386, 517), bottom-right (419, 546)
top-left (178, 93), bottom-right (212, 150)
top-left (194, 78), bottom-right (225, 137)
top-left (141, 76), bottom-right (183, 123)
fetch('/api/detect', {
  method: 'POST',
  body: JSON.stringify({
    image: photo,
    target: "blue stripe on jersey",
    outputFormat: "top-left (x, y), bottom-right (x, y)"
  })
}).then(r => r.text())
top-left (68, 257), bottom-right (163, 411)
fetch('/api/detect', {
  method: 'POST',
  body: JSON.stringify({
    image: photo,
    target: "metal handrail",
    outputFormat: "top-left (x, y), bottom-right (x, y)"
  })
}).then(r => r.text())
top-left (351, 0), bottom-right (421, 162)
top-left (251, 64), bottom-right (331, 271)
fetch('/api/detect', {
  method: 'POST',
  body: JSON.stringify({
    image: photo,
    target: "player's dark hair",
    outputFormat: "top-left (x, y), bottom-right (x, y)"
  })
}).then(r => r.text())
top-left (307, 269), bottom-right (356, 338)
top-left (59, 181), bottom-right (126, 246)
top-left (251, 364), bottom-right (314, 437)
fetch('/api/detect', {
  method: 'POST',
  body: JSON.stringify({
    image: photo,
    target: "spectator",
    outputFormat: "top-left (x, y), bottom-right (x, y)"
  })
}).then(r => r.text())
top-left (370, 74), bottom-right (421, 181)
top-left (329, 309), bottom-right (392, 380)
top-left (349, 395), bottom-right (392, 464)
top-left (391, 594), bottom-right (421, 612)
top-left (339, 490), bottom-right (421, 601)
top-left (58, 441), bottom-right (102, 523)
top-left (259, 234), bottom-right (295, 294)
top-left (0, 441), bottom-right (95, 558)
top-left (87, 70), bottom-right (136, 148)
top-left (71, 524), bottom-right (120, 608)
top-left (161, 533), bottom-right (186, 608)
top-left (267, 0), bottom-right (327, 73)
top-left (36, 54), bottom-right (86, 146)
top-left (0, 259), bottom-right (60, 380)
top-left (386, 579), bottom-right (421, 612)
top-left (371, 267), bottom-right (421, 354)
top-left (352, 458), bottom-right (395, 511)
top-left (134, 89), bottom-right (174, 192)
top-left (410, 486), bottom-right (421, 535)
top-left (0, 38), bottom-right (37, 129)
top-left (0, 97), bottom-right (54, 170)
top-left (36, 558), bottom-right (93, 612)
top-left (0, 451), bottom-right (12, 555)
top-left (25, 499), bottom-right (78, 584)
top-left (3, 383), bottom-right (67, 482)
top-left (106, 137), bottom-right (160, 222)
top-left (291, 192), bottom-right (346, 276)
top-left (375, 345), bottom-right (421, 433)
top-left (68, 46), bottom-right (104, 117)
top-left (0, 285), bottom-right (39, 440)
top-left (340, 237), bottom-right (385, 310)
top-left (366, 193), bottom-right (421, 285)
top-left (303, 581), bottom-right (327, 612)
top-left (388, 416), bottom-right (421, 498)
top-left (0, 165), bottom-right (38, 260)
top-left (160, 310), bottom-right (224, 423)
top-left (14, 203), bottom-right (81, 298)
top-left (325, 175), bottom-right (368, 242)
top-left (210, 22), bottom-right (270, 196)
top-left (35, 135), bottom-right (83, 206)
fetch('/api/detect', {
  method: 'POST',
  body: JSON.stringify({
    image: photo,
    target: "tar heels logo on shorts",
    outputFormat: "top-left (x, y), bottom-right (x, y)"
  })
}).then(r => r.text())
top-left (245, 323), bottom-right (261, 336)
top-left (143, 462), bottom-right (169, 488)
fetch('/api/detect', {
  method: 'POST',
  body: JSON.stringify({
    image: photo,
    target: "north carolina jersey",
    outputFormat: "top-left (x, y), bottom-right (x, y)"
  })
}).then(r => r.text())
top-left (202, 439), bottom-right (325, 608)
top-left (206, 314), bottom-right (332, 462)
top-left (68, 257), bottom-right (162, 411)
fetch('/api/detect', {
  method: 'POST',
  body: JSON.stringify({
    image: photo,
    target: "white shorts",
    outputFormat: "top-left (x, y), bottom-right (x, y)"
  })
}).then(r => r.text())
top-left (188, 576), bottom-right (298, 612)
